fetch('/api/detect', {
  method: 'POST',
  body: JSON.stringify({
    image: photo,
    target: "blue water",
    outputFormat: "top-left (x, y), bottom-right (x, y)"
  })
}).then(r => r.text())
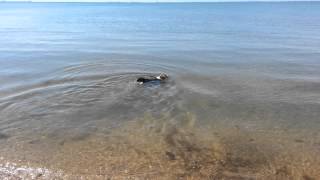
top-left (0, 2), bottom-right (320, 178)
top-left (1, 2), bottom-right (320, 75)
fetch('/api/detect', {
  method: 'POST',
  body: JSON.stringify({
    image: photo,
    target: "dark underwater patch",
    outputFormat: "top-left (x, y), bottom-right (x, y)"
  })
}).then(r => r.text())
top-left (0, 132), bottom-right (9, 139)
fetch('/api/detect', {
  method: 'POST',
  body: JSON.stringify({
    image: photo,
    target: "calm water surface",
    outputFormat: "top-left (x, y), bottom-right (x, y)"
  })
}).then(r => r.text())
top-left (0, 2), bottom-right (320, 179)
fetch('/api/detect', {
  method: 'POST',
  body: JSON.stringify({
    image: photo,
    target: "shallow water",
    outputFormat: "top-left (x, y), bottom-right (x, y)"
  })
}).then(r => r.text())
top-left (0, 2), bottom-right (320, 179)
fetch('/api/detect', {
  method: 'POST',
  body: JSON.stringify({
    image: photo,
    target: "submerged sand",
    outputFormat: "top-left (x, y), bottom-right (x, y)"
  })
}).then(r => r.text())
top-left (1, 112), bottom-right (319, 179)
top-left (1, 71), bottom-right (320, 179)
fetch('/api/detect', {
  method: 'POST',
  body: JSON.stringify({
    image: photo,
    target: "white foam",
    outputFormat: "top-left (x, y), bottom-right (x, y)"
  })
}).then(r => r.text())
top-left (0, 158), bottom-right (63, 179)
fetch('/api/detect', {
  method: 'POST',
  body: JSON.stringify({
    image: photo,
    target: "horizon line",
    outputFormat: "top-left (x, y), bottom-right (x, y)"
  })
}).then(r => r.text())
top-left (1, 0), bottom-right (320, 2)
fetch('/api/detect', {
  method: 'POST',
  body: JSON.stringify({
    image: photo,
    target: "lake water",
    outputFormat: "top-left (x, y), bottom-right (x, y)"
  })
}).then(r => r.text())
top-left (0, 2), bottom-right (320, 179)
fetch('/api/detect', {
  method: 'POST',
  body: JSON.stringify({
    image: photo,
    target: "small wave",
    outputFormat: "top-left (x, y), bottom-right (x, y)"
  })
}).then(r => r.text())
top-left (0, 71), bottom-right (181, 138)
top-left (0, 158), bottom-right (63, 179)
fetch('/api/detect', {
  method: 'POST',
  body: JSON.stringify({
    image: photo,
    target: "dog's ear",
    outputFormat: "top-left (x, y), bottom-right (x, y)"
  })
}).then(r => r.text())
top-left (137, 77), bottom-right (144, 82)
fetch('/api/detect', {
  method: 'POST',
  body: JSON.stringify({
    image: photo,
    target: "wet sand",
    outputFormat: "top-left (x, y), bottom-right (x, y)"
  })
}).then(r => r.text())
top-left (1, 111), bottom-right (320, 179)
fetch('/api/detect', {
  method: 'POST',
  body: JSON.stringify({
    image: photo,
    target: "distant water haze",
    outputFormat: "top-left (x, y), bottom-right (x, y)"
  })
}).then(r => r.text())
top-left (0, 2), bottom-right (320, 179)
top-left (3, 0), bottom-right (320, 2)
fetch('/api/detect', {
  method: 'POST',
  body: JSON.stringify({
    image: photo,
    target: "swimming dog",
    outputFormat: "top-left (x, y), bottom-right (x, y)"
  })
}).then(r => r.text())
top-left (137, 73), bottom-right (168, 85)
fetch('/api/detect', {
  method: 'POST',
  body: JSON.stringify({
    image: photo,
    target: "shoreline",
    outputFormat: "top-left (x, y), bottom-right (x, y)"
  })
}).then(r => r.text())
top-left (1, 114), bottom-right (319, 179)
